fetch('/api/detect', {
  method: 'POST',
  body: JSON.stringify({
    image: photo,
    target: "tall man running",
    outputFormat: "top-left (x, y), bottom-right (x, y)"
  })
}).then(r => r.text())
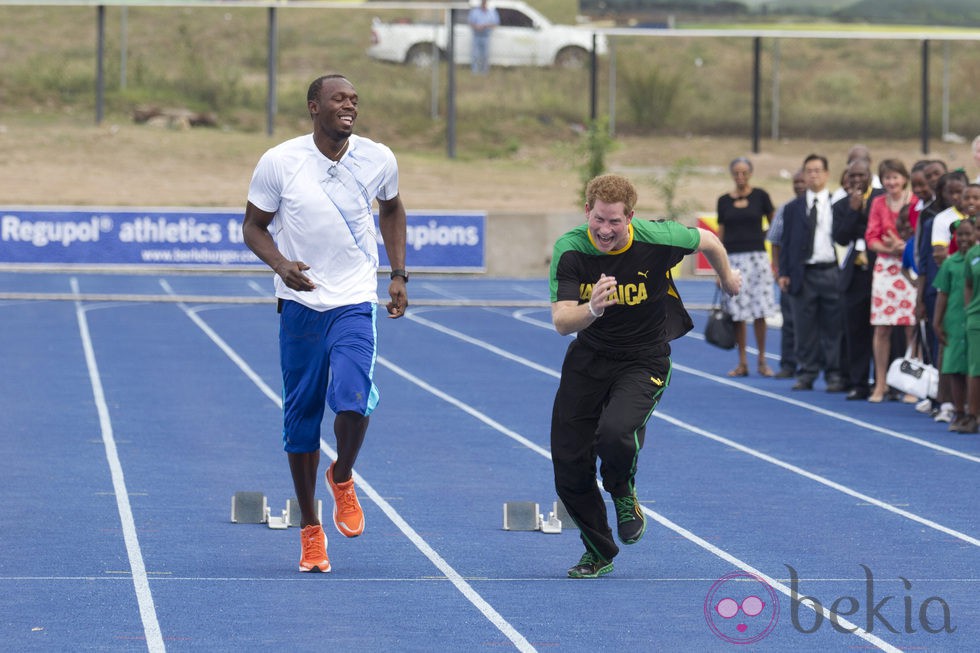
top-left (550, 173), bottom-right (741, 578)
top-left (243, 74), bottom-right (408, 572)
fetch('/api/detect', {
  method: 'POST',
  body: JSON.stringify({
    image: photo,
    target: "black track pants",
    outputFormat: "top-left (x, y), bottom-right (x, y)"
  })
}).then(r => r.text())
top-left (550, 338), bottom-right (671, 562)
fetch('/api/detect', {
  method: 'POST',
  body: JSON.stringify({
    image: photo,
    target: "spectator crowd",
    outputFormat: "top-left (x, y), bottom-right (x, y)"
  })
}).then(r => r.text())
top-left (716, 143), bottom-right (980, 434)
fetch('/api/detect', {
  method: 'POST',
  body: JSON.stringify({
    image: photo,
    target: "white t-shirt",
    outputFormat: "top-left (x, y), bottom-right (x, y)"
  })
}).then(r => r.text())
top-left (931, 206), bottom-right (966, 248)
top-left (248, 133), bottom-right (399, 311)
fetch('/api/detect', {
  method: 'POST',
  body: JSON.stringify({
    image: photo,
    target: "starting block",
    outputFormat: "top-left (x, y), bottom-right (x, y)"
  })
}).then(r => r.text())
top-left (553, 500), bottom-right (577, 530)
top-left (266, 505), bottom-right (288, 530)
top-left (231, 492), bottom-right (268, 524)
top-left (231, 492), bottom-right (321, 529)
top-left (502, 501), bottom-right (562, 534)
top-left (284, 498), bottom-right (322, 528)
top-left (503, 501), bottom-right (539, 530)
top-left (539, 510), bottom-right (562, 534)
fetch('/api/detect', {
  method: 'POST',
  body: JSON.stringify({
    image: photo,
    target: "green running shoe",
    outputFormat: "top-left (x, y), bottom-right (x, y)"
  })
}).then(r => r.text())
top-left (614, 494), bottom-right (646, 545)
top-left (567, 550), bottom-right (614, 578)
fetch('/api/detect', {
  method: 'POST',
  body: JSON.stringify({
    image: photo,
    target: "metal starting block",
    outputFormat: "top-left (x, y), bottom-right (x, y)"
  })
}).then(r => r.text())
top-left (539, 511), bottom-right (562, 534)
top-left (231, 493), bottom-right (321, 529)
top-left (502, 501), bottom-right (562, 534)
top-left (284, 498), bottom-right (322, 528)
top-left (265, 505), bottom-right (288, 530)
top-left (554, 500), bottom-right (576, 530)
top-left (231, 492), bottom-right (268, 524)
top-left (503, 501), bottom-right (539, 530)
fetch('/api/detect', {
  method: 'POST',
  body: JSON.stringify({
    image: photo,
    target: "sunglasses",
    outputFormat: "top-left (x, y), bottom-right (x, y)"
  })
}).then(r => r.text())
top-left (715, 596), bottom-right (766, 619)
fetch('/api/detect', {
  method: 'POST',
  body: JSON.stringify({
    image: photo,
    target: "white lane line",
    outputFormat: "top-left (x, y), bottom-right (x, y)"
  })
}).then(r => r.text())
top-left (510, 309), bottom-right (552, 329)
top-left (246, 280), bottom-right (270, 296)
top-left (407, 313), bottom-right (561, 380)
top-left (377, 353), bottom-right (900, 653)
top-left (684, 330), bottom-right (780, 360)
top-left (436, 307), bottom-right (980, 464)
top-left (7, 575), bottom-right (980, 583)
top-left (71, 277), bottom-right (165, 653)
top-left (158, 281), bottom-right (280, 406)
top-left (161, 282), bottom-right (535, 653)
top-left (511, 284), bottom-right (546, 299)
top-left (673, 363), bottom-right (980, 464)
top-left (655, 412), bottom-right (979, 547)
top-left (407, 312), bottom-right (977, 544)
top-left (379, 356), bottom-right (551, 459)
top-left (416, 282), bottom-right (468, 303)
top-left (322, 432), bottom-right (535, 652)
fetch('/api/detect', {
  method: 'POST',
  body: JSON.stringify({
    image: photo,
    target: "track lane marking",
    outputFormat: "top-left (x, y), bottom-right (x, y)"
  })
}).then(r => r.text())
top-left (407, 312), bottom-right (978, 544)
top-left (465, 309), bottom-right (980, 464)
top-left (161, 280), bottom-right (536, 653)
top-left (71, 277), bottom-right (165, 653)
top-left (377, 350), bottom-right (901, 653)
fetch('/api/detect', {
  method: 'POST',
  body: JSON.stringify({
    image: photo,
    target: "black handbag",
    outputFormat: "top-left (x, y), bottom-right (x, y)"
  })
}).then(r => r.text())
top-left (704, 287), bottom-right (736, 350)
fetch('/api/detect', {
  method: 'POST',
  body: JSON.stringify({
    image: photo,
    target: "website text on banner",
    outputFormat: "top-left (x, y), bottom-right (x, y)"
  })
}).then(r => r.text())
top-left (0, 207), bottom-right (486, 272)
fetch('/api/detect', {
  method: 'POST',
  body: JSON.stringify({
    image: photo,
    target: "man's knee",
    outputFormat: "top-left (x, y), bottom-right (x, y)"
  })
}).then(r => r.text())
top-left (596, 412), bottom-right (643, 445)
top-left (554, 470), bottom-right (596, 499)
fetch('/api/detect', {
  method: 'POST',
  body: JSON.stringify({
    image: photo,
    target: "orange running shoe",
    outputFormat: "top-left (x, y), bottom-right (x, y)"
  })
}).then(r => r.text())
top-left (298, 524), bottom-right (331, 573)
top-left (326, 462), bottom-right (364, 537)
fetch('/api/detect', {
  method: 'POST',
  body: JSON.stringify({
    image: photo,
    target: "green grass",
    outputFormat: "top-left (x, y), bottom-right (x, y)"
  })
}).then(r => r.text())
top-left (2, 2), bottom-right (980, 156)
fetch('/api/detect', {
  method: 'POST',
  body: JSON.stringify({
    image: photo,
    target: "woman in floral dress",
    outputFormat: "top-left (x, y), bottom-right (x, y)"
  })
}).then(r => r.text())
top-left (865, 159), bottom-right (916, 402)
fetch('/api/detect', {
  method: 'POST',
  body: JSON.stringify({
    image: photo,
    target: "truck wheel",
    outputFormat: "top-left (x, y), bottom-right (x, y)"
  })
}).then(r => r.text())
top-left (406, 44), bottom-right (439, 68)
top-left (554, 46), bottom-right (588, 69)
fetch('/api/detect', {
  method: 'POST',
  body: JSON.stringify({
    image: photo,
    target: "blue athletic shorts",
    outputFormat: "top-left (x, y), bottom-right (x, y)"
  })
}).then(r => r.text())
top-left (279, 300), bottom-right (379, 453)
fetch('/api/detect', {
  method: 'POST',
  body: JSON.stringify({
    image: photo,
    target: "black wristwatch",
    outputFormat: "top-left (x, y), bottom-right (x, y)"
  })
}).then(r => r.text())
top-left (390, 268), bottom-right (409, 282)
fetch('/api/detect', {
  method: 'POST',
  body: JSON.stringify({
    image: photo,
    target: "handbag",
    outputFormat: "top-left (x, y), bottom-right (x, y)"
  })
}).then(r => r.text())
top-left (885, 324), bottom-right (939, 400)
top-left (704, 287), bottom-right (736, 350)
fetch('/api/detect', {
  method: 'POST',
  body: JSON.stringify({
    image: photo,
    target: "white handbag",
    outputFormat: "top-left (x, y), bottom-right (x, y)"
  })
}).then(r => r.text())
top-left (885, 325), bottom-right (938, 400)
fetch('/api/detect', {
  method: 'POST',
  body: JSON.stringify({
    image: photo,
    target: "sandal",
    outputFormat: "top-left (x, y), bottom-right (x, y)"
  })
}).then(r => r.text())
top-left (757, 363), bottom-right (775, 377)
top-left (727, 365), bottom-right (749, 377)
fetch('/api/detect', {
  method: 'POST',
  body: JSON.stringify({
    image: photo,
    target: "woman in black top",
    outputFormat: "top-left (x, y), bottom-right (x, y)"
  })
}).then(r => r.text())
top-left (716, 157), bottom-right (777, 377)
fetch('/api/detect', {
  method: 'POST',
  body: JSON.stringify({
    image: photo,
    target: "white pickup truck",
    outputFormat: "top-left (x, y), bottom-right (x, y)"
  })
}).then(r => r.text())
top-left (367, 1), bottom-right (606, 68)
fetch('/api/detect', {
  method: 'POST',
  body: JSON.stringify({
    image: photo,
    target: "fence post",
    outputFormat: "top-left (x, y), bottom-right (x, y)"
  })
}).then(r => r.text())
top-left (447, 8), bottom-right (457, 159)
top-left (752, 36), bottom-right (761, 154)
top-left (590, 32), bottom-right (598, 122)
top-left (771, 39), bottom-right (780, 141)
top-left (96, 5), bottom-right (105, 125)
top-left (266, 7), bottom-right (278, 137)
top-left (607, 39), bottom-right (616, 137)
top-left (921, 39), bottom-right (930, 155)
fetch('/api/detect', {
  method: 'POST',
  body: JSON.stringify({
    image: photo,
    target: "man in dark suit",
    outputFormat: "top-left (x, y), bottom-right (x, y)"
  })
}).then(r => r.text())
top-left (832, 159), bottom-right (883, 400)
top-left (777, 154), bottom-right (845, 392)
top-left (768, 169), bottom-right (806, 378)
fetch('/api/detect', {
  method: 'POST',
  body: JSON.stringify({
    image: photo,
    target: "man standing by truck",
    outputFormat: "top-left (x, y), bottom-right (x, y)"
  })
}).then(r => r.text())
top-left (468, 0), bottom-right (499, 74)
